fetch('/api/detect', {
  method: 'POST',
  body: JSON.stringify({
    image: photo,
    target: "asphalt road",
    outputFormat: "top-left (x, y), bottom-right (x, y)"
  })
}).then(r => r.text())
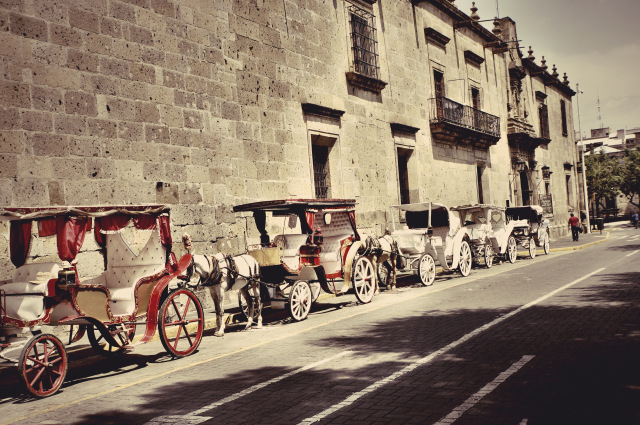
top-left (1, 229), bottom-right (639, 425)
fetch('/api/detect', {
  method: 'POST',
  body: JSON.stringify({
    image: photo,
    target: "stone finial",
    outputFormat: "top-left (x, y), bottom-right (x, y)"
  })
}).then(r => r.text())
top-left (470, 2), bottom-right (480, 20)
top-left (492, 18), bottom-right (502, 35)
top-left (540, 56), bottom-right (548, 71)
top-left (551, 64), bottom-right (559, 78)
top-left (527, 46), bottom-right (535, 61)
top-left (563, 72), bottom-right (570, 85)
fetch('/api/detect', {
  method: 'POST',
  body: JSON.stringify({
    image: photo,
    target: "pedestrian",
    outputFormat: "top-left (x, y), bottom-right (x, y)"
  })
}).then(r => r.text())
top-left (632, 212), bottom-right (638, 229)
top-left (568, 212), bottom-right (580, 241)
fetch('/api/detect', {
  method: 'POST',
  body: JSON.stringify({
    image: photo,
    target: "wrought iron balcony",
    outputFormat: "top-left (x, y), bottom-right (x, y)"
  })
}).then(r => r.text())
top-left (428, 97), bottom-right (501, 147)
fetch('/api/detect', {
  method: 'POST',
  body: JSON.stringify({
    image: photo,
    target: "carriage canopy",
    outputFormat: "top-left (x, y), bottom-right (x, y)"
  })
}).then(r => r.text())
top-left (0, 205), bottom-right (172, 267)
top-left (391, 203), bottom-right (451, 229)
top-left (233, 199), bottom-right (359, 239)
top-left (505, 205), bottom-right (544, 223)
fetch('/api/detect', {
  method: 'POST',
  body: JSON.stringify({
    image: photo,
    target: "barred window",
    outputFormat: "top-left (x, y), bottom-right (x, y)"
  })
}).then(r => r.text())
top-left (349, 5), bottom-right (380, 80)
top-left (312, 143), bottom-right (331, 199)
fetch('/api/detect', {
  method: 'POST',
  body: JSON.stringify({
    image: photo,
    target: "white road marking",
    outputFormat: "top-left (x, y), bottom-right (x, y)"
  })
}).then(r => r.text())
top-left (432, 355), bottom-right (535, 425)
top-left (298, 267), bottom-right (606, 425)
top-left (624, 249), bottom-right (640, 258)
top-left (144, 350), bottom-right (352, 424)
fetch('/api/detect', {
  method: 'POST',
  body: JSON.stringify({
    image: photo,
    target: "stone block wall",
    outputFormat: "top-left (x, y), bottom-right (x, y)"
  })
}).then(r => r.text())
top-left (0, 0), bottom-right (576, 281)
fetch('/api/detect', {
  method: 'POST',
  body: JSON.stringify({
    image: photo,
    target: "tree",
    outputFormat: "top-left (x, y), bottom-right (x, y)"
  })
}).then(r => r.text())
top-left (584, 150), bottom-right (623, 216)
top-left (619, 147), bottom-right (640, 208)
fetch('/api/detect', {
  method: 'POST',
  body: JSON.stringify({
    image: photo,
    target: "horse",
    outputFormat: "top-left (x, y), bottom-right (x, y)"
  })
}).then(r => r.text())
top-left (182, 234), bottom-right (262, 337)
top-left (359, 232), bottom-right (399, 291)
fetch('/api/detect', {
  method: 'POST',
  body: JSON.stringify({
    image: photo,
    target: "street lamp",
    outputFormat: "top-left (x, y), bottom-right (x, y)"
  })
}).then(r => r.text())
top-left (576, 83), bottom-right (590, 233)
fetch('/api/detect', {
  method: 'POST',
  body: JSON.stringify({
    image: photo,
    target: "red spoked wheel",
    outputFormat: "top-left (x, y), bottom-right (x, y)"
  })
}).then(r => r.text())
top-left (158, 288), bottom-right (204, 358)
top-left (18, 333), bottom-right (68, 398)
top-left (87, 323), bottom-right (136, 356)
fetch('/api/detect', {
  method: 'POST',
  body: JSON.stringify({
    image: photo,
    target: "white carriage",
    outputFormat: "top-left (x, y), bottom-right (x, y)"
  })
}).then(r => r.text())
top-left (452, 204), bottom-right (517, 267)
top-left (505, 205), bottom-right (550, 258)
top-left (384, 203), bottom-right (473, 286)
top-left (233, 199), bottom-right (377, 322)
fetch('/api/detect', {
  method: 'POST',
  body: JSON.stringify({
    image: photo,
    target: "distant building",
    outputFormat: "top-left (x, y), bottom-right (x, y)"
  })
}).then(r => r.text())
top-left (577, 127), bottom-right (640, 219)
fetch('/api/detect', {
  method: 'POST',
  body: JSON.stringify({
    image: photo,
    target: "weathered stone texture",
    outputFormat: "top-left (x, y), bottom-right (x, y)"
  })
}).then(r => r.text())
top-left (0, 0), bottom-right (579, 280)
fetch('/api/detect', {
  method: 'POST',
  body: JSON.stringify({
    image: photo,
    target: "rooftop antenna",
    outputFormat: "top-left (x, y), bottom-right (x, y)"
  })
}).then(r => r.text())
top-left (596, 89), bottom-right (603, 129)
top-left (496, 0), bottom-right (500, 18)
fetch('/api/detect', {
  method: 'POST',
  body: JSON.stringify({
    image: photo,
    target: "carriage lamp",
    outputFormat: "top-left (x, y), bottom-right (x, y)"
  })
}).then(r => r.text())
top-left (57, 261), bottom-right (76, 288)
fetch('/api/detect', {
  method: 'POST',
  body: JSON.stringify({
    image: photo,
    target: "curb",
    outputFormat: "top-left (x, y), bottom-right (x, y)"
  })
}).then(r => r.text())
top-left (549, 231), bottom-right (610, 252)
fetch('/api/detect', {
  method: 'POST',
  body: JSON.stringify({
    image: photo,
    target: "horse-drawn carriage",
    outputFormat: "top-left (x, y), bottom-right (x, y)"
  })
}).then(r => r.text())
top-left (452, 204), bottom-right (521, 266)
top-left (505, 205), bottom-right (550, 258)
top-left (382, 203), bottom-right (473, 285)
top-left (0, 205), bottom-right (203, 397)
top-left (232, 199), bottom-right (377, 322)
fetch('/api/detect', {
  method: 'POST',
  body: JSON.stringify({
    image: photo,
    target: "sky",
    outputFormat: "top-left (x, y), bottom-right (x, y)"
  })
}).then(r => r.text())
top-left (467, 0), bottom-right (640, 138)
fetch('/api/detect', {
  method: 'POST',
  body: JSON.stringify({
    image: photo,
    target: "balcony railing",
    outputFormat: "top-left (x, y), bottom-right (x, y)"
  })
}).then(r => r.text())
top-left (429, 97), bottom-right (500, 139)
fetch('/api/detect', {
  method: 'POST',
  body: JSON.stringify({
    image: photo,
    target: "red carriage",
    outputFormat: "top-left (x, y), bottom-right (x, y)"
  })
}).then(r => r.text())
top-left (0, 205), bottom-right (204, 397)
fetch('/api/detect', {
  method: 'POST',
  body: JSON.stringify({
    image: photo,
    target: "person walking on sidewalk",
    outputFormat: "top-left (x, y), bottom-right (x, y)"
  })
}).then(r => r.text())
top-left (568, 213), bottom-right (581, 241)
top-left (632, 212), bottom-right (638, 229)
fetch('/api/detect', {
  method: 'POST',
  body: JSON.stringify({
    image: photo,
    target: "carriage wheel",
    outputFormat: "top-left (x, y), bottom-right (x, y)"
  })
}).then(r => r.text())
top-left (352, 256), bottom-right (376, 304)
top-left (484, 244), bottom-right (494, 268)
top-left (507, 236), bottom-right (518, 264)
top-left (87, 323), bottom-right (135, 356)
top-left (458, 241), bottom-right (472, 277)
top-left (309, 281), bottom-right (322, 303)
top-left (288, 280), bottom-right (312, 321)
top-left (237, 287), bottom-right (263, 323)
top-left (377, 261), bottom-right (389, 287)
top-left (158, 288), bottom-right (204, 358)
top-left (528, 237), bottom-right (537, 258)
top-left (18, 333), bottom-right (67, 398)
top-left (543, 232), bottom-right (550, 255)
top-left (418, 253), bottom-right (436, 286)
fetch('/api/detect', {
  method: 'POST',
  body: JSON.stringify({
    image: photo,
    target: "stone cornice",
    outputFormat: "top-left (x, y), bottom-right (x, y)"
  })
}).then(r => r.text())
top-left (424, 27), bottom-right (450, 46)
top-left (535, 90), bottom-right (548, 100)
top-left (412, 0), bottom-right (500, 43)
top-left (522, 58), bottom-right (576, 98)
top-left (301, 103), bottom-right (345, 119)
top-left (390, 123), bottom-right (420, 134)
top-left (345, 71), bottom-right (387, 93)
top-left (464, 50), bottom-right (485, 66)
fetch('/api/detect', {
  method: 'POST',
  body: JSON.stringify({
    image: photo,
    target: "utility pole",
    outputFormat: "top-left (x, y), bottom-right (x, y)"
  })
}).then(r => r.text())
top-left (576, 83), bottom-right (591, 233)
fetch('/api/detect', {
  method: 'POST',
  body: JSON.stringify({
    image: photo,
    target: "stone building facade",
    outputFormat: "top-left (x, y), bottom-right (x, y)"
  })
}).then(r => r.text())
top-left (0, 0), bottom-right (578, 278)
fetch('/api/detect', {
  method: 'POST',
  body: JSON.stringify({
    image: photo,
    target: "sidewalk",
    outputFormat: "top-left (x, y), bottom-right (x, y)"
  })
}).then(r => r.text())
top-left (550, 220), bottom-right (628, 252)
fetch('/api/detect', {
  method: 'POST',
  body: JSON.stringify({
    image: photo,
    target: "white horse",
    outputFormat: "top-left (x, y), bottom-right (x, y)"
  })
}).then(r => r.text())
top-left (183, 234), bottom-right (262, 337)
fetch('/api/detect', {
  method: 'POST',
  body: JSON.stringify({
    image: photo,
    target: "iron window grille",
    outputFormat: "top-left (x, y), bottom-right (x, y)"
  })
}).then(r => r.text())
top-left (312, 144), bottom-right (330, 199)
top-left (349, 5), bottom-right (380, 80)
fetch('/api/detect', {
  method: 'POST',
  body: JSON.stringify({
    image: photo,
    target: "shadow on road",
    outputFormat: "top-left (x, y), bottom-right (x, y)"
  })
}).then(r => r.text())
top-left (2, 272), bottom-right (640, 425)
